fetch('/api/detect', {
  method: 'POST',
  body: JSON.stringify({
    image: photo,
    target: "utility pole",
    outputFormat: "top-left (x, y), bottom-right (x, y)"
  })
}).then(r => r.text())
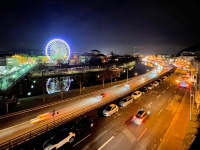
top-left (42, 70), bottom-right (45, 103)
top-left (190, 86), bottom-right (191, 120)
top-left (127, 68), bottom-right (128, 85)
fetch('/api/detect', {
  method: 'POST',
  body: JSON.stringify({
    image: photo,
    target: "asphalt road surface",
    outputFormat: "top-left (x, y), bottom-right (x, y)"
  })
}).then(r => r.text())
top-left (0, 65), bottom-right (165, 145)
top-left (14, 68), bottom-right (188, 150)
top-left (55, 69), bottom-right (187, 150)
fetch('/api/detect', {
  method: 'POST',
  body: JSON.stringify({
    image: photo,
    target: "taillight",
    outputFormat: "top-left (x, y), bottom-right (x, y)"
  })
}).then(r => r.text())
top-left (139, 118), bottom-right (144, 122)
top-left (132, 115), bottom-right (136, 120)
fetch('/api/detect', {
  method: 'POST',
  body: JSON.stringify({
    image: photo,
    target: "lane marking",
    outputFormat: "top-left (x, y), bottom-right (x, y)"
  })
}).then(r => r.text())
top-left (122, 128), bottom-right (136, 142)
top-left (157, 109), bottom-right (163, 116)
top-left (168, 98), bottom-right (171, 102)
top-left (157, 95), bottom-right (161, 98)
top-left (118, 112), bottom-right (123, 116)
top-left (97, 136), bottom-right (114, 150)
top-left (162, 90), bottom-right (166, 93)
top-left (82, 130), bottom-right (108, 150)
top-left (166, 87), bottom-right (169, 89)
top-left (73, 134), bottom-right (91, 147)
top-left (146, 102), bottom-right (153, 108)
top-left (135, 99), bottom-right (141, 104)
top-left (137, 128), bottom-right (147, 141)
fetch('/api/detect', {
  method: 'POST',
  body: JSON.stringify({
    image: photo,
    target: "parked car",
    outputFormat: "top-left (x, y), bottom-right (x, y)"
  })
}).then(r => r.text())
top-left (131, 109), bottom-right (150, 126)
top-left (131, 91), bottom-right (142, 99)
top-left (71, 116), bottom-right (93, 134)
top-left (147, 84), bottom-right (154, 89)
top-left (43, 128), bottom-right (76, 150)
top-left (157, 79), bottom-right (162, 84)
top-left (119, 96), bottom-right (133, 107)
top-left (139, 87), bottom-right (148, 94)
top-left (103, 104), bottom-right (119, 117)
top-left (43, 116), bottom-right (93, 150)
top-left (153, 81), bottom-right (159, 87)
top-left (163, 76), bottom-right (167, 80)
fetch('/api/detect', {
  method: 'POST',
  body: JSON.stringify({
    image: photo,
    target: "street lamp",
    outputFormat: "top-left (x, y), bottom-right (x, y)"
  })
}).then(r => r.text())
top-left (127, 67), bottom-right (128, 85)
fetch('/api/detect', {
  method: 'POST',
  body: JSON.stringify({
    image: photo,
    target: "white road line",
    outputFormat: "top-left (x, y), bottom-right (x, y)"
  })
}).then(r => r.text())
top-left (137, 128), bottom-right (147, 141)
top-left (149, 91), bottom-right (153, 95)
top-left (73, 134), bottom-right (91, 147)
top-left (118, 112), bottom-right (123, 116)
top-left (166, 87), bottom-right (169, 89)
top-left (146, 102), bottom-right (153, 108)
top-left (162, 90), bottom-right (166, 93)
top-left (97, 136), bottom-right (114, 150)
top-left (0, 121), bottom-right (30, 133)
top-left (168, 98), bottom-right (171, 102)
top-left (122, 128), bottom-right (136, 142)
top-left (157, 109), bottom-right (163, 116)
top-left (82, 130), bottom-right (108, 150)
top-left (135, 99), bottom-right (141, 104)
top-left (157, 95), bottom-right (161, 98)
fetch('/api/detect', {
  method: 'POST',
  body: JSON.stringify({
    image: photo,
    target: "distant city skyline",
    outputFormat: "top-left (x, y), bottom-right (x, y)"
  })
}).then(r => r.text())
top-left (0, 0), bottom-right (200, 55)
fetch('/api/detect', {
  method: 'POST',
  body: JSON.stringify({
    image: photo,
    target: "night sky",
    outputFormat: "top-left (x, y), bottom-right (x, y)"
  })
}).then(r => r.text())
top-left (0, 0), bottom-right (200, 55)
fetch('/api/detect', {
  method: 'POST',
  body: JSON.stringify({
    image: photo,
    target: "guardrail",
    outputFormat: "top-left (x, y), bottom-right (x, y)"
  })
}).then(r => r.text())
top-left (0, 65), bottom-right (176, 149)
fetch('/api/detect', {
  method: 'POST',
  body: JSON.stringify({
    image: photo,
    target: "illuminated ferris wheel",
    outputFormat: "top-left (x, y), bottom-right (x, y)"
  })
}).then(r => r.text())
top-left (45, 39), bottom-right (70, 63)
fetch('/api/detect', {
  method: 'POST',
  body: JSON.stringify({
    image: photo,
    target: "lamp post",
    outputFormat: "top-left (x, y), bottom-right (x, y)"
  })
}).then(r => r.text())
top-left (127, 67), bottom-right (128, 85)
top-left (190, 86), bottom-right (191, 120)
top-left (42, 70), bottom-right (45, 103)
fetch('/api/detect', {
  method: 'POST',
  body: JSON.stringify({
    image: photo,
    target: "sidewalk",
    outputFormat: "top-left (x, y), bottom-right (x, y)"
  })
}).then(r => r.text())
top-left (158, 89), bottom-right (190, 150)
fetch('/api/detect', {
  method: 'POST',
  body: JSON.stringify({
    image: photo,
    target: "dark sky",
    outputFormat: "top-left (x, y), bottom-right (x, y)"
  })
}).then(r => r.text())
top-left (0, 0), bottom-right (200, 55)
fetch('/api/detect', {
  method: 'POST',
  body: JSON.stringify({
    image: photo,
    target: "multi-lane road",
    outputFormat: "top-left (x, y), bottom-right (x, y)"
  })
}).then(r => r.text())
top-left (7, 68), bottom-right (188, 150)
top-left (0, 65), bottom-right (165, 148)
top-left (56, 69), bottom-right (188, 150)
top-left (39, 69), bottom-right (187, 150)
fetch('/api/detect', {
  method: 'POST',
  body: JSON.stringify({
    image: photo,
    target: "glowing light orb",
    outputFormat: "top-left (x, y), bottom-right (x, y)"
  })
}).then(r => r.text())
top-left (46, 76), bottom-right (71, 94)
top-left (45, 39), bottom-right (70, 63)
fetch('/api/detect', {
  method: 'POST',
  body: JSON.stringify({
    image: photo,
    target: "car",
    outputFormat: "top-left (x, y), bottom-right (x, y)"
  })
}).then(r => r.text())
top-left (157, 79), bottom-right (162, 84)
top-left (31, 112), bottom-right (52, 123)
top-left (131, 91), bottom-right (142, 99)
top-left (103, 104), bottom-right (119, 117)
top-left (124, 84), bottom-right (130, 88)
top-left (181, 76), bottom-right (190, 83)
top-left (139, 87), bottom-right (148, 94)
top-left (113, 85), bottom-right (119, 88)
top-left (97, 93), bottom-right (106, 98)
top-left (43, 128), bottom-right (76, 150)
top-left (153, 81), bottom-right (159, 87)
top-left (131, 109), bottom-right (150, 126)
top-left (119, 96), bottom-right (133, 107)
top-left (147, 84), bottom-right (154, 89)
top-left (71, 116), bottom-right (93, 134)
top-left (161, 76), bottom-right (167, 81)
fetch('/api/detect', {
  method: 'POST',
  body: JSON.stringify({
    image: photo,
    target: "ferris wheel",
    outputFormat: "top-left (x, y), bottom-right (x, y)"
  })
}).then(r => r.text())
top-left (45, 39), bottom-right (70, 63)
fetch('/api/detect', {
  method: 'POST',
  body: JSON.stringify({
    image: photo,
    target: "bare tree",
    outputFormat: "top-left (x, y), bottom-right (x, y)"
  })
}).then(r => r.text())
top-left (58, 77), bottom-right (64, 99)
top-left (97, 69), bottom-right (120, 88)
top-left (76, 73), bottom-right (87, 94)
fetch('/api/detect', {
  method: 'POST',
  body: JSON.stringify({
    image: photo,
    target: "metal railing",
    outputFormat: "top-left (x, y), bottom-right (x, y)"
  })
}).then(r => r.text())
top-left (0, 65), bottom-right (175, 149)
